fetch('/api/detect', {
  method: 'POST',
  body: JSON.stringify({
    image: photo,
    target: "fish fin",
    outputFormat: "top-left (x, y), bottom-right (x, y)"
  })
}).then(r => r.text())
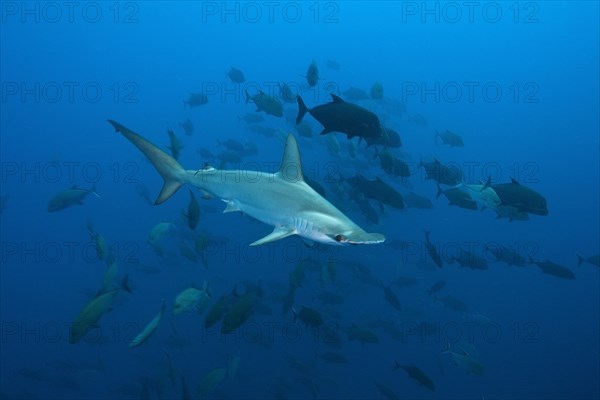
top-left (510, 177), bottom-right (520, 185)
top-left (277, 134), bottom-right (304, 183)
top-left (394, 360), bottom-right (401, 370)
top-left (576, 252), bottom-right (585, 267)
top-left (296, 95), bottom-right (308, 124)
top-left (250, 227), bottom-right (296, 246)
top-left (109, 120), bottom-right (185, 205)
top-left (319, 128), bottom-right (332, 135)
top-left (120, 274), bottom-right (133, 294)
top-left (222, 200), bottom-right (241, 213)
top-left (330, 93), bottom-right (345, 103)
top-left (435, 184), bottom-right (443, 199)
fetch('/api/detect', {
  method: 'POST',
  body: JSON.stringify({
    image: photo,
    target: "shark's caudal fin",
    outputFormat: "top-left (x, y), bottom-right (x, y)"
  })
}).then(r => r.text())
top-left (108, 120), bottom-right (185, 205)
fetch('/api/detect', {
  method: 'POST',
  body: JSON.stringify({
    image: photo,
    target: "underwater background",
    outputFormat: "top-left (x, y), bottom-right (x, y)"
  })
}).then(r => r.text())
top-left (1, 1), bottom-right (599, 399)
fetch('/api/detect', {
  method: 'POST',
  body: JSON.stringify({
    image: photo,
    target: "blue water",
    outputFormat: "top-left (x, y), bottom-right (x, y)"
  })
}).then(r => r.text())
top-left (1, 2), bottom-right (599, 399)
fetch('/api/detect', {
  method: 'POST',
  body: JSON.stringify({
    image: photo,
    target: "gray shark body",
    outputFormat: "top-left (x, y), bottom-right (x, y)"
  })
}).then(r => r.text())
top-left (108, 120), bottom-right (385, 246)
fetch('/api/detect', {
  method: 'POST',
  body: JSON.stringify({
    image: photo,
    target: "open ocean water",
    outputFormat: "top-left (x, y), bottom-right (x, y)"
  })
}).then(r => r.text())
top-left (0, 1), bottom-right (599, 399)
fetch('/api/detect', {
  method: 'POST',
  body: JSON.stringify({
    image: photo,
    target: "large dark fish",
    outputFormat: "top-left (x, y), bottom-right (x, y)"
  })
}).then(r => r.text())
top-left (488, 178), bottom-right (548, 216)
top-left (394, 362), bottom-right (435, 391)
top-left (422, 159), bottom-right (463, 185)
top-left (305, 61), bottom-right (319, 87)
top-left (245, 90), bottom-right (283, 117)
top-left (227, 66), bottom-right (245, 83)
top-left (48, 184), bottom-right (99, 212)
top-left (184, 92), bottom-right (208, 108)
top-left (296, 94), bottom-right (382, 139)
top-left (362, 125), bottom-right (402, 148)
top-left (529, 258), bottom-right (575, 279)
top-left (345, 174), bottom-right (404, 210)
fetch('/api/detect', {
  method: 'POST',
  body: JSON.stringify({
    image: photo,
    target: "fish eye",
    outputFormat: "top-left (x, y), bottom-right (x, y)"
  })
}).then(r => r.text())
top-left (334, 234), bottom-right (346, 242)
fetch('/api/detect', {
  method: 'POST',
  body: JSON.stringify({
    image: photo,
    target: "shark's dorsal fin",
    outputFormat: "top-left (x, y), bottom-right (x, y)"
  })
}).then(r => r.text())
top-left (330, 94), bottom-right (345, 103)
top-left (278, 134), bottom-right (304, 183)
top-left (510, 177), bottom-right (520, 185)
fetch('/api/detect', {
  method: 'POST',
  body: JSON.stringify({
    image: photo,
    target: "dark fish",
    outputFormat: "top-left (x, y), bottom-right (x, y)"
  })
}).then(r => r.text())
top-left (394, 362), bottom-right (435, 391)
top-left (167, 129), bottom-right (183, 160)
top-left (529, 259), bottom-right (575, 279)
top-left (218, 139), bottom-right (245, 153)
top-left (184, 92), bottom-right (208, 108)
top-left (204, 293), bottom-right (235, 329)
top-left (485, 245), bottom-right (526, 267)
top-left (434, 294), bottom-right (468, 312)
top-left (221, 291), bottom-right (257, 333)
top-left (376, 149), bottom-right (411, 177)
top-left (227, 66), bottom-right (245, 83)
top-left (435, 129), bottom-right (464, 147)
top-left (343, 324), bottom-right (379, 344)
top-left (382, 285), bottom-right (402, 312)
top-left (451, 247), bottom-right (488, 270)
top-left (296, 94), bottom-right (382, 139)
top-left (370, 82), bottom-right (384, 99)
top-left (179, 117), bottom-right (194, 136)
top-left (245, 90), bottom-right (283, 117)
top-left (351, 193), bottom-right (379, 225)
top-left (375, 381), bottom-right (399, 400)
top-left (216, 150), bottom-right (243, 165)
top-left (403, 192), bottom-right (433, 209)
top-left (305, 61), bottom-right (319, 87)
top-left (238, 113), bottom-right (265, 124)
top-left (293, 305), bottom-right (324, 328)
top-left (422, 159), bottom-right (463, 185)
top-left (183, 189), bottom-right (200, 230)
top-left (344, 174), bottom-right (405, 210)
top-left (576, 253), bottom-right (600, 267)
top-left (48, 184), bottom-right (98, 212)
top-left (427, 280), bottom-right (446, 296)
top-left (278, 82), bottom-right (297, 103)
top-left (488, 178), bottom-right (548, 216)
top-left (436, 184), bottom-right (478, 210)
top-left (424, 231), bottom-right (443, 268)
top-left (362, 125), bottom-right (402, 148)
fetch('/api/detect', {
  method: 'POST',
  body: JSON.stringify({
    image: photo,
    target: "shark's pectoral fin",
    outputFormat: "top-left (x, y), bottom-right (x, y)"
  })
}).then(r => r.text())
top-left (250, 227), bottom-right (296, 246)
top-left (222, 200), bottom-right (241, 213)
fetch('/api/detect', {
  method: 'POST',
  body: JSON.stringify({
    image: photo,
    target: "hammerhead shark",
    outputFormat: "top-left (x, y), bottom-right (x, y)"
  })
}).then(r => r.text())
top-left (108, 120), bottom-right (385, 246)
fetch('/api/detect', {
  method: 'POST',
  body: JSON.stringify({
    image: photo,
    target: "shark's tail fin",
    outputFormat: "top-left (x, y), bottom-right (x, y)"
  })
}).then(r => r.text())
top-left (576, 252), bottom-right (585, 267)
top-left (296, 95), bottom-right (308, 124)
top-left (108, 120), bottom-right (185, 205)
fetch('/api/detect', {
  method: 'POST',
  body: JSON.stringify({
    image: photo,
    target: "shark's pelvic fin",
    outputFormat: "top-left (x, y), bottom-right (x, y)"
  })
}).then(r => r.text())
top-left (250, 226), bottom-right (296, 246)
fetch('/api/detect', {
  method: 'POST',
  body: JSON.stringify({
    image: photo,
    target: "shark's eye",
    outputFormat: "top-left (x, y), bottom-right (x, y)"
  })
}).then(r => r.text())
top-left (334, 234), bottom-right (346, 242)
